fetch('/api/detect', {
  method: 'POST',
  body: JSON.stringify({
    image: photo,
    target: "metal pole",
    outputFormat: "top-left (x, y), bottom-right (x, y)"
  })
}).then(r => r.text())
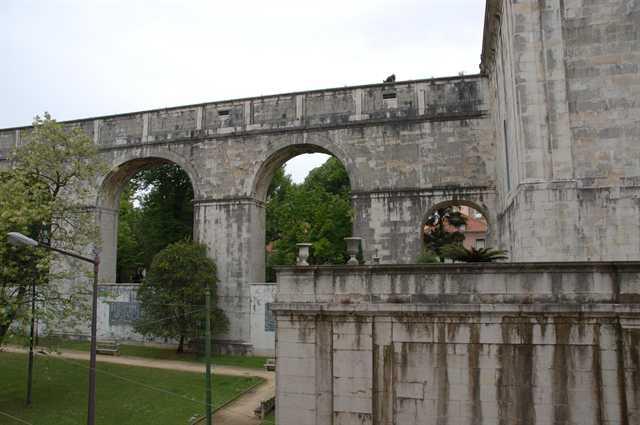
top-left (5, 233), bottom-right (101, 422)
top-left (87, 256), bottom-right (99, 425)
top-left (205, 284), bottom-right (212, 425)
top-left (26, 279), bottom-right (36, 406)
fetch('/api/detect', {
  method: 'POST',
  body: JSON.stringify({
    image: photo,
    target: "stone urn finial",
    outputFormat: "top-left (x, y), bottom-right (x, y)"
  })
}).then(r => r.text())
top-left (296, 243), bottom-right (312, 266)
top-left (372, 249), bottom-right (380, 265)
top-left (344, 237), bottom-right (363, 265)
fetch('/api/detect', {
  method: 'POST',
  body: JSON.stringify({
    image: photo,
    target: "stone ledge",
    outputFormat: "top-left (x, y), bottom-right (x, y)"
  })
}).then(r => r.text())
top-left (274, 261), bottom-right (640, 274)
top-left (271, 302), bottom-right (640, 316)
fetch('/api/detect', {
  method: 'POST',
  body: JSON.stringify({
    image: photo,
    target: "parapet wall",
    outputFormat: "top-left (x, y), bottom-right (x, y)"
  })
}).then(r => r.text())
top-left (0, 75), bottom-right (487, 157)
top-left (272, 264), bottom-right (640, 425)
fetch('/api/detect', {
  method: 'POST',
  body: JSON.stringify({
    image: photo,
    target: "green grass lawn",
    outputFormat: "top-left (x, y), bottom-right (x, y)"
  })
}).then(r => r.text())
top-left (6, 335), bottom-right (269, 370)
top-left (0, 351), bottom-right (263, 425)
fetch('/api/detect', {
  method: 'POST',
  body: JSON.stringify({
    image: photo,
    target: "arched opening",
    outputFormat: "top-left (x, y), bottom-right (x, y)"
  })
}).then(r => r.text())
top-left (97, 157), bottom-right (197, 283)
top-left (253, 144), bottom-right (353, 281)
top-left (420, 200), bottom-right (491, 262)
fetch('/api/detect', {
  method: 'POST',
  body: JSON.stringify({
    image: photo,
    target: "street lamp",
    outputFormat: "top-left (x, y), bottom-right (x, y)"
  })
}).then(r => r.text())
top-left (7, 232), bottom-right (100, 425)
top-left (5, 232), bottom-right (40, 406)
top-left (205, 283), bottom-right (213, 425)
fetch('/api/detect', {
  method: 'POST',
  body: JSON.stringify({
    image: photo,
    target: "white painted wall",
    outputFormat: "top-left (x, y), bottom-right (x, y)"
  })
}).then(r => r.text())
top-left (249, 283), bottom-right (277, 356)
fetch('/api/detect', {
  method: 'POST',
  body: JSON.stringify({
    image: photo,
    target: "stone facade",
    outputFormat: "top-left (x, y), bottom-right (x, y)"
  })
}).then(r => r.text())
top-left (0, 0), bottom-right (638, 354)
top-left (0, 76), bottom-right (495, 345)
top-left (273, 264), bottom-right (640, 425)
top-left (483, 0), bottom-right (640, 261)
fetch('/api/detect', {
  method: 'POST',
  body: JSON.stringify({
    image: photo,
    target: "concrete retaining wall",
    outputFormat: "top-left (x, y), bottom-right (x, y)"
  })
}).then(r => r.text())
top-left (249, 283), bottom-right (276, 356)
top-left (96, 282), bottom-right (276, 354)
top-left (272, 263), bottom-right (640, 425)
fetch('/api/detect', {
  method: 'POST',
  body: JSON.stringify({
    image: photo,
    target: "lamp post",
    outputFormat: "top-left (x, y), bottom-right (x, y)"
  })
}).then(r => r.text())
top-left (26, 275), bottom-right (36, 406)
top-left (7, 232), bottom-right (100, 425)
top-left (204, 283), bottom-right (213, 425)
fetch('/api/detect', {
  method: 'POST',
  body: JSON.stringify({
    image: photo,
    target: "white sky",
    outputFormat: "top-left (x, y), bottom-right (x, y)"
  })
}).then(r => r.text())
top-left (1, 0), bottom-right (486, 182)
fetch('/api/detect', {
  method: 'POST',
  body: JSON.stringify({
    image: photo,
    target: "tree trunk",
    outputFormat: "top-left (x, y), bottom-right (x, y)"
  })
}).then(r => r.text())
top-left (0, 285), bottom-right (28, 346)
top-left (176, 335), bottom-right (184, 353)
top-left (0, 323), bottom-right (11, 347)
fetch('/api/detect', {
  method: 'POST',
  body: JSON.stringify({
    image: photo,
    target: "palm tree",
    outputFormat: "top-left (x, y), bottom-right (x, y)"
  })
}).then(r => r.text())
top-left (440, 245), bottom-right (508, 263)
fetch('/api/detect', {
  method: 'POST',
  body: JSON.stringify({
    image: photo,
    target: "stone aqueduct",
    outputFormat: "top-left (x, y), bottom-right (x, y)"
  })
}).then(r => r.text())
top-left (0, 0), bottom-right (638, 353)
top-left (1, 75), bottom-right (497, 342)
top-left (2, 1), bottom-right (640, 423)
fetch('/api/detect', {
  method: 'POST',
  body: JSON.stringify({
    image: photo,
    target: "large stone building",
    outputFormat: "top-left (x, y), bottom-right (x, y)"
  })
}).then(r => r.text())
top-left (1, 0), bottom-right (639, 422)
top-left (270, 1), bottom-right (640, 425)
top-left (484, 0), bottom-right (640, 263)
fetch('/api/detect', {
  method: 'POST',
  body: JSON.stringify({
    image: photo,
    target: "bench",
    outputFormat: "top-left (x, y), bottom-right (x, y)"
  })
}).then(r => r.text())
top-left (96, 339), bottom-right (120, 356)
top-left (264, 358), bottom-right (276, 371)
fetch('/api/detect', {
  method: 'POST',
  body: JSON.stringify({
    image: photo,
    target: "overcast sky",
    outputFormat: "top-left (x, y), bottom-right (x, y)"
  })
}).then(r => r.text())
top-left (1, 0), bottom-right (486, 182)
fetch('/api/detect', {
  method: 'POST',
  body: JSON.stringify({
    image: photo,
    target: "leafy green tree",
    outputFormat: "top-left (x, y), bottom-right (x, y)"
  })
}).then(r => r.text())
top-left (304, 156), bottom-right (351, 196)
top-left (265, 168), bottom-right (294, 244)
top-left (116, 164), bottom-right (194, 282)
top-left (115, 184), bottom-right (143, 282)
top-left (423, 206), bottom-right (467, 262)
top-left (416, 248), bottom-right (439, 264)
top-left (265, 157), bottom-right (352, 281)
top-left (134, 241), bottom-right (228, 353)
top-left (132, 164), bottom-right (194, 269)
top-left (0, 113), bottom-right (106, 346)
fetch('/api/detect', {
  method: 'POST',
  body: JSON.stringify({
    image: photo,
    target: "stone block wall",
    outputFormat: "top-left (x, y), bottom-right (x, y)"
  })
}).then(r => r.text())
top-left (483, 0), bottom-right (640, 261)
top-left (0, 75), bottom-right (497, 345)
top-left (273, 264), bottom-right (640, 425)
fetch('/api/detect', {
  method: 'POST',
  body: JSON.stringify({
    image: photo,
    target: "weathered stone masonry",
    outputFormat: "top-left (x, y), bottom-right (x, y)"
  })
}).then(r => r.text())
top-left (484, 0), bottom-right (640, 261)
top-left (0, 76), bottom-right (496, 344)
top-left (273, 263), bottom-right (640, 425)
top-left (270, 2), bottom-right (640, 423)
top-left (1, 0), bottom-right (639, 422)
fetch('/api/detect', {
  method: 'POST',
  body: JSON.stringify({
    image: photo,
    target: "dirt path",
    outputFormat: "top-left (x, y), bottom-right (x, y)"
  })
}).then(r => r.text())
top-left (3, 346), bottom-right (274, 425)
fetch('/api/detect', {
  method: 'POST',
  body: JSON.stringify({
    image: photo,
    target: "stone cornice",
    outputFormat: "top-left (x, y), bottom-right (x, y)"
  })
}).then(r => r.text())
top-left (271, 302), bottom-right (640, 316)
top-left (274, 261), bottom-right (640, 275)
top-left (0, 75), bottom-right (484, 132)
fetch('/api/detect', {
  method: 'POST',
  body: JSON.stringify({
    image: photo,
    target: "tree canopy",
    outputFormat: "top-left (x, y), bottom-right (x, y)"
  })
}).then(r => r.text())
top-left (134, 241), bottom-right (228, 353)
top-left (265, 157), bottom-right (352, 280)
top-left (422, 206), bottom-right (467, 262)
top-left (0, 113), bottom-right (106, 345)
top-left (116, 164), bottom-right (194, 282)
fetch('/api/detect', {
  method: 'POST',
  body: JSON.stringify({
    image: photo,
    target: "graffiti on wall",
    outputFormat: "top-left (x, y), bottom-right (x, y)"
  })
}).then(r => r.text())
top-left (264, 303), bottom-right (275, 332)
top-left (109, 302), bottom-right (140, 325)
